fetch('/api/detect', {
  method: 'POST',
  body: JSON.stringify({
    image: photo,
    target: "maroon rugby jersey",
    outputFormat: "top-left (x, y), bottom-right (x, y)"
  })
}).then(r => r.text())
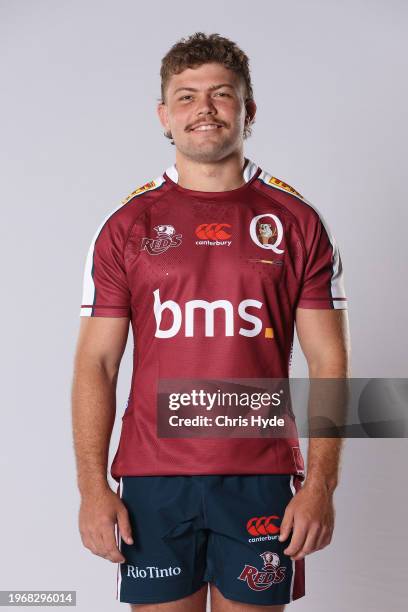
top-left (80, 157), bottom-right (347, 482)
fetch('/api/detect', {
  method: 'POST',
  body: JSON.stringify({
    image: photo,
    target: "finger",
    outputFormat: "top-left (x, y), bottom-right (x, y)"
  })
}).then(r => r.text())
top-left (101, 524), bottom-right (126, 563)
top-left (283, 522), bottom-right (307, 557)
top-left (87, 529), bottom-right (108, 558)
top-left (117, 507), bottom-right (134, 545)
top-left (278, 508), bottom-right (294, 542)
top-left (291, 523), bottom-right (321, 560)
top-left (81, 531), bottom-right (99, 556)
top-left (114, 520), bottom-right (129, 563)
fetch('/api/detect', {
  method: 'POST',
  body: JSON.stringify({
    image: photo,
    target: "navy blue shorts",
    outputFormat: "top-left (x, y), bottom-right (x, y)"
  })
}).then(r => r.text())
top-left (115, 474), bottom-right (305, 606)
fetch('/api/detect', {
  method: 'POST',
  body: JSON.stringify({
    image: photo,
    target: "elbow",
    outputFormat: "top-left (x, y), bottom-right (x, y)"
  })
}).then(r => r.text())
top-left (307, 352), bottom-right (351, 378)
top-left (73, 352), bottom-right (120, 386)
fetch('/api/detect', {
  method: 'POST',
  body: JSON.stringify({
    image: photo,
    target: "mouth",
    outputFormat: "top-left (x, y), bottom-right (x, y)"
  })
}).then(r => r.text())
top-left (189, 124), bottom-right (224, 132)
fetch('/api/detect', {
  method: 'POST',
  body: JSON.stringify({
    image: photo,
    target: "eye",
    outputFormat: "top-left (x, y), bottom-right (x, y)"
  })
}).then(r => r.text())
top-left (178, 92), bottom-right (230, 101)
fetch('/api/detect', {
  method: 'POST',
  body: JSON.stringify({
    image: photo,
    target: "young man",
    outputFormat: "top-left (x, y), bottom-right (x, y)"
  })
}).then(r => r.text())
top-left (72, 32), bottom-right (350, 611)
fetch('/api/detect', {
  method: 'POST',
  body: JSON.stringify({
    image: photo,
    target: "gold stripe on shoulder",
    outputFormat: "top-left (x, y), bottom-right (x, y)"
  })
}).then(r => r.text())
top-left (267, 176), bottom-right (304, 200)
top-left (121, 180), bottom-right (158, 205)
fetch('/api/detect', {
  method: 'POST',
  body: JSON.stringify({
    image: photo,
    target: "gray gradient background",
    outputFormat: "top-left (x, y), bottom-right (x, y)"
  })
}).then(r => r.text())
top-left (1, 1), bottom-right (407, 610)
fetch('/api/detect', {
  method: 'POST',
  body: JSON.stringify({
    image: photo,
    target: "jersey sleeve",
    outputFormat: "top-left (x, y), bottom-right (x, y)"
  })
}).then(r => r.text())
top-left (80, 216), bottom-right (131, 317)
top-left (296, 212), bottom-right (348, 310)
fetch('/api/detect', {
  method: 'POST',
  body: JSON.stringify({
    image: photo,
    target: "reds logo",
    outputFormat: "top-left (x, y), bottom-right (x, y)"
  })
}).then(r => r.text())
top-left (238, 552), bottom-right (286, 591)
top-left (247, 515), bottom-right (280, 536)
top-left (249, 214), bottom-right (284, 254)
top-left (141, 225), bottom-right (182, 255)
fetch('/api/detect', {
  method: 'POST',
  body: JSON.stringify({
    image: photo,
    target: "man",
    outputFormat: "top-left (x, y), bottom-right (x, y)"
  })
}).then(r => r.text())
top-left (72, 32), bottom-right (350, 611)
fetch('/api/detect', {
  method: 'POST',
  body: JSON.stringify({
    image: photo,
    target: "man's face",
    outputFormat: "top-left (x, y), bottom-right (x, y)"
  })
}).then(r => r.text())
top-left (158, 62), bottom-right (254, 163)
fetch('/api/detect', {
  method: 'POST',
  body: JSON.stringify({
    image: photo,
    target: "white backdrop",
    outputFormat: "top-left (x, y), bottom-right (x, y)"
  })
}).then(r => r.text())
top-left (1, 1), bottom-right (407, 610)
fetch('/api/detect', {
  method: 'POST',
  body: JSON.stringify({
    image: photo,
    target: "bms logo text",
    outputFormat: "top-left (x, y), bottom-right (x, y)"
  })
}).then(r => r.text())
top-left (153, 288), bottom-right (266, 338)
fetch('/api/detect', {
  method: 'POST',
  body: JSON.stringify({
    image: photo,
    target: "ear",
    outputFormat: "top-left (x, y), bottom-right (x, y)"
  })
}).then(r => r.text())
top-left (157, 102), bottom-right (170, 131)
top-left (245, 98), bottom-right (257, 123)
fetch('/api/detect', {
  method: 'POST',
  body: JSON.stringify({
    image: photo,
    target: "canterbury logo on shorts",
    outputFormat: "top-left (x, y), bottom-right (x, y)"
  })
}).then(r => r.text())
top-left (246, 515), bottom-right (280, 536)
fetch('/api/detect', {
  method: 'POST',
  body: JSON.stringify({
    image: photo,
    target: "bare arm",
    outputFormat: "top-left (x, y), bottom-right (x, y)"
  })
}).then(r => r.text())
top-left (279, 308), bottom-right (351, 560)
top-left (296, 308), bottom-right (351, 492)
top-left (71, 316), bottom-right (133, 562)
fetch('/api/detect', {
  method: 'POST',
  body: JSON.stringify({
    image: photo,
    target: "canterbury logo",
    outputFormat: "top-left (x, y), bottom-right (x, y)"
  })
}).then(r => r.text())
top-left (195, 223), bottom-right (232, 240)
top-left (246, 515), bottom-right (280, 536)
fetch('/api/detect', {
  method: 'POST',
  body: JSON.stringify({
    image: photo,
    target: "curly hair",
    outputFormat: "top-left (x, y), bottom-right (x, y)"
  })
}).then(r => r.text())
top-left (159, 32), bottom-right (255, 144)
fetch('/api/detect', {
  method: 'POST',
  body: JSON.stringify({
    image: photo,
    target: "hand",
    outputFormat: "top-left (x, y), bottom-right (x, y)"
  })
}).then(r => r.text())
top-left (278, 480), bottom-right (335, 561)
top-left (79, 486), bottom-right (134, 563)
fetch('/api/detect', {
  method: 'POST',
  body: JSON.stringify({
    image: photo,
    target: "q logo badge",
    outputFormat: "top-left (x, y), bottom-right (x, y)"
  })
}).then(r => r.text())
top-left (249, 214), bottom-right (284, 254)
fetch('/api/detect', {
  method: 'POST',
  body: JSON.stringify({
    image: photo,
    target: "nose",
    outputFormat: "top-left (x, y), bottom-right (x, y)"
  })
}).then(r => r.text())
top-left (195, 92), bottom-right (217, 117)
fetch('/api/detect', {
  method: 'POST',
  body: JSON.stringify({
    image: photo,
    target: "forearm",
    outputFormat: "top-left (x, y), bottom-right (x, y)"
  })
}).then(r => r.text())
top-left (71, 359), bottom-right (117, 497)
top-left (304, 360), bottom-right (349, 494)
top-left (304, 437), bottom-right (343, 493)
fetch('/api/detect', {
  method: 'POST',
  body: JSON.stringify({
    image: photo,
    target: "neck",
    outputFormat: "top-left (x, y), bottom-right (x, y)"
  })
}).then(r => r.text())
top-left (174, 151), bottom-right (247, 192)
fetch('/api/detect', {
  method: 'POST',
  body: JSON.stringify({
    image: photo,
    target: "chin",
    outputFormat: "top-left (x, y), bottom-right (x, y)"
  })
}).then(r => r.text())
top-left (177, 139), bottom-right (236, 162)
top-left (185, 148), bottom-right (229, 164)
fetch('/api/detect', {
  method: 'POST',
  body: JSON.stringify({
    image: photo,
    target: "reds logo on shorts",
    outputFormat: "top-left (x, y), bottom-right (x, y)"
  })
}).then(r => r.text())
top-left (238, 551), bottom-right (286, 591)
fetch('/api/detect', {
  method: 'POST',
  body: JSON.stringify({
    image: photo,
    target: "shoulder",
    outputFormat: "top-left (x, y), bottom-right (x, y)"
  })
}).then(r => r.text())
top-left (120, 173), bottom-right (167, 205)
top-left (257, 169), bottom-right (307, 203)
top-left (255, 168), bottom-right (342, 253)
top-left (93, 173), bottom-right (166, 239)
top-left (256, 168), bottom-right (331, 228)
top-left (82, 174), bottom-right (165, 258)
